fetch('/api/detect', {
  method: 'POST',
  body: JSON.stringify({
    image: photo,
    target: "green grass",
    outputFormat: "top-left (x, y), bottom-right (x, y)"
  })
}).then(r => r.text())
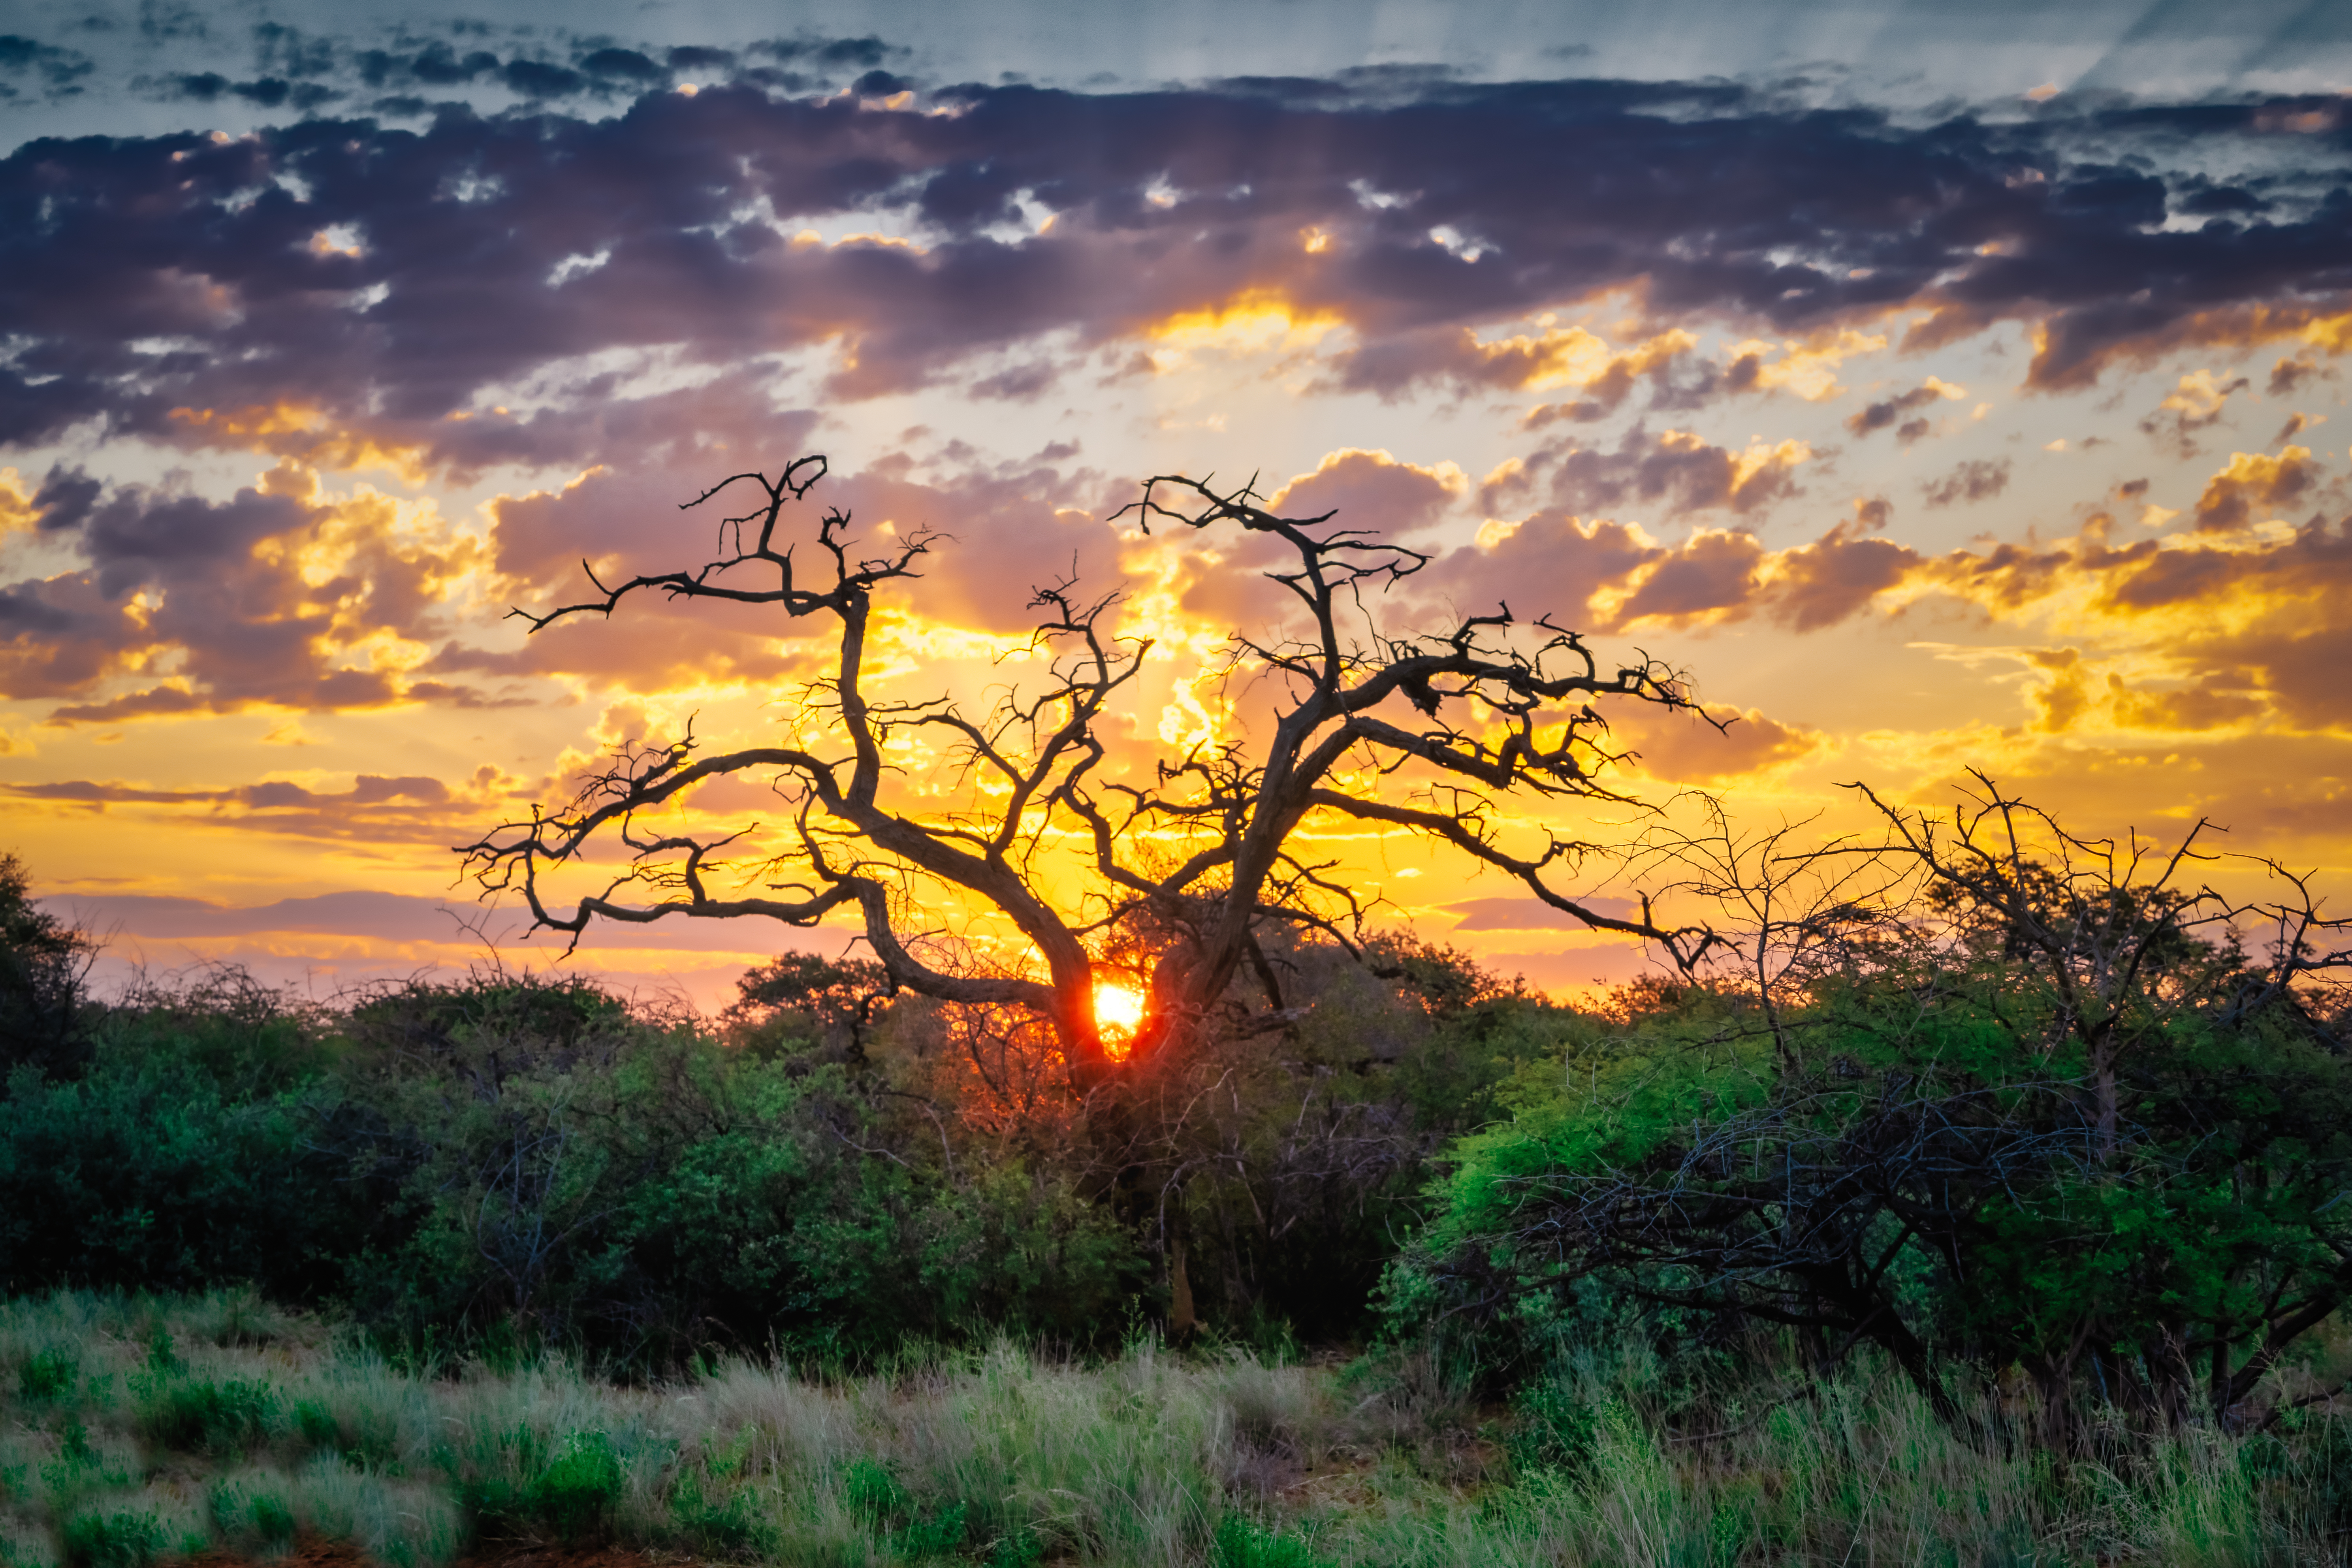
top-left (1, 1289), bottom-right (2346, 1566)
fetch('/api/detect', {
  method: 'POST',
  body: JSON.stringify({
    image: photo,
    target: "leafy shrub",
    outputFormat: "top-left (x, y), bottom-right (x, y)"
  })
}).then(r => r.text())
top-left (1506, 1376), bottom-right (1603, 1479)
top-left (982, 1527), bottom-right (1044, 1568)
top-left (462, 1428), bottom-right (623, 1543)
top-left (840, 1456), bottom-right (905, 1524)
top-left (136, 1378), bottom-right (279, 1456)
top-left (531, 1431), bottom-right (622, 1541)
top-left (38, 1421), bottom-right (130, 1516)
top-left (660, 1466), bottom-right (777, 1559)
top-left (207, 1478), bottom-right (297, 1554)
top-left (896, 1501), bottom-right (967, 1560)
top-left (16, 1348), bottom-right (77, 1403)
top-left (1211, 1514), bottom-right (1334, 1568)
top-left (58, 1510), bottom-right (163, 1568)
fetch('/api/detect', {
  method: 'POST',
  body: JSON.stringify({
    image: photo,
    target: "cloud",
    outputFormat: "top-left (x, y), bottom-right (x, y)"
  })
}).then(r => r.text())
top-left (1844, 376), bottom-right (1964, 439)
top-left (2192, 446), bottom-right (2317, 532)
top-left (4, 75), bottom-right (2350, 476)
top-left (0, 33), bottom-right (94, 99)
top-left (41, 887), bottom-right (813, 954)
top-left (0, 463), bottom-right (493, 721)
top-left (1265, 447), bottom-right (1465, 533)
top-left (1610, 528), bottom-right (1767, 626)
top-left (1921, 458), bottom-right (2011, 508)
top-left (1423, 512), bottom-right (1663, 627)
top-left (0, 770), bottom-right (484, 843)
top-left (2139, 367), bottom-right (2249, 454)
top-left (1486, 426), bottom-right (1811, 521)
top-left (1897, 510), bottom-right (2352, 732)
top-left (1425, 503), bottom-right (1917, 637)
top-left (1336, 322), bottom-right (1698, 405)
top-left (1605, 700), bottom-right (1819, 783)
top-left (1443, 893), bottom-right (1641, 931)
top-left (1761, 509), bottom-right (1915, 631)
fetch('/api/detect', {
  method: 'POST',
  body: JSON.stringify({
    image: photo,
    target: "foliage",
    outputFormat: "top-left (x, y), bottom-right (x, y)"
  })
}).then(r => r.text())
top-left (0, 963), bottom-right (1154, 1358)
top-left (1389, 781), bottom-right (2352, 1436)
top-left (0, 973), bottom-right (383, 1303)
top-left (0, 855), bottom-right (93, 1084)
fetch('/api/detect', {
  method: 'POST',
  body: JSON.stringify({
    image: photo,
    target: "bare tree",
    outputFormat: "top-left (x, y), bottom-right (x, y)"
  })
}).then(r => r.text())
top-left (456, 458), bottom-right (1718, 1091)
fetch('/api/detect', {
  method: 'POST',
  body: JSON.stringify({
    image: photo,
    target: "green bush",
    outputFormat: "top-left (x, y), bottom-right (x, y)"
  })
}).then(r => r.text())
top-left (1211, 1514), bottom-right (1335, 1568)
top-left (531, 1431), bottom-right (621, 1541)
top-left (135, 1378), bottom-right (278, 1456)
top-left (461, 1427), bottom-right (625, 1543)
top-left (207, 1478), bottom-right (297, 1554)
top-left (660, 1466), bottom-right (777, 1559)
top-left (15, 1348), bottom-right (76, 1404)
top-left (58, 1510), bottom-right (163, 1568)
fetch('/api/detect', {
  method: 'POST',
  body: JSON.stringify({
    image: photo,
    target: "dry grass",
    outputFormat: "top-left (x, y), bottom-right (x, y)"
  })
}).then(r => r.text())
top-left (2, 1290), bottom-right (2346, 1568)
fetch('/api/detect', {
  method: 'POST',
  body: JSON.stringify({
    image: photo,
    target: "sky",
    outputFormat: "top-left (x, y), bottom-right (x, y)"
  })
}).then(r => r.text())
top-left (3, 0), bottom-right (2351, 1008)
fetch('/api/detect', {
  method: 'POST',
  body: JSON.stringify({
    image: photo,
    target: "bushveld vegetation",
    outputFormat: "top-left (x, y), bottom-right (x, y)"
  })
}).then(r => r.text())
top-left (4, 773), bottom-right (2352, 1565)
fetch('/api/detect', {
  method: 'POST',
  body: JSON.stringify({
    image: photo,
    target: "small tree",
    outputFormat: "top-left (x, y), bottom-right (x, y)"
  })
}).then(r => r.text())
top-left (0, 852), bottom-right (95, 1082)
top-left (1394, 775), bottom-right (2352, 1436)
top-left (457, 457), bottom-right (1716, 1087)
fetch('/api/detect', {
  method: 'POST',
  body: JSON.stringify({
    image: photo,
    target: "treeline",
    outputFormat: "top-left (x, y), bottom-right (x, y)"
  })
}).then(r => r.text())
top-left (4, 806), bottom-right (2351, 1444)
top-left (0, 874), bottom-right (1557, 1361)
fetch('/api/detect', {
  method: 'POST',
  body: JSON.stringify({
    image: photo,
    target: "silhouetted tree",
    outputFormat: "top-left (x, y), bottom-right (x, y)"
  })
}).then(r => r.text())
top-left (0, 853), bottom-right (94, 1082)
top-left (457, 457), bottom-right (1720, 1087)
top-left (454, 458), bottom-right (1728, 1331)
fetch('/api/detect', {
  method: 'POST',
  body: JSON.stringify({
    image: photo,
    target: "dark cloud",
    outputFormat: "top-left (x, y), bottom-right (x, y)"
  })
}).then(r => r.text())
top-left (147, 72), bottom-right (339, 110)
top-left (0, 34), bottom-right (95, 98)
top-left (1495, 425), bottom-right (1808, 520)
top-left (579, 49), bottom-right (666, 86)
top-left (1845, 382), bottom-right (1945, 437)
top-left (32, 466), bottom-right (100, 532)
top-left (2269, 352), bottom-right (2326, 395)
top-left (0, 76), bottom-right (2347, 474)
top-left (1921, 457), bottom-right (2011, 508)
top-left (751, 36), bottom-right (899, 70)
top-left (3, 64), bottom-right (2352, 735)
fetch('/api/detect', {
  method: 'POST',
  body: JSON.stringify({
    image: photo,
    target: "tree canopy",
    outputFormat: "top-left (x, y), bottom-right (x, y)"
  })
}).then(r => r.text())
top-left (459, 457), bottom-right (1718, 1089)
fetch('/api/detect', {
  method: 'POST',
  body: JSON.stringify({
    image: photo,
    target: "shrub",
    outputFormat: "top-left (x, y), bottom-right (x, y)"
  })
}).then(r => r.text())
top-left (135, 1378), bottom-right (278, 1457)
top-left (207, 1478), bottom-right (297, 1554)
top-left (58, 1510), bottom-right (162, 1568)
top-left (461, 1427), bottom-right (625, 1544)
top-left (15, 1349), bottom-right (76, 1404)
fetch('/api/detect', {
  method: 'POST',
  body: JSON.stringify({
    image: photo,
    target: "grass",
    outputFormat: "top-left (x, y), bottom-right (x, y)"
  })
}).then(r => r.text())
top-left (0, 1290), bottom-right (2346, 1567)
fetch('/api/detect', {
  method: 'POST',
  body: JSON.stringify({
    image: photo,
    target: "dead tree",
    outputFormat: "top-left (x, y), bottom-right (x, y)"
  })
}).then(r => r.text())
top-left (455, 457), bottom-right (1721, 1090)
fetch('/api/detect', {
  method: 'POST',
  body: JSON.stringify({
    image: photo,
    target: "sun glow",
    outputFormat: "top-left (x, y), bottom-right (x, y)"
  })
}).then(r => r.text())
top-left (1094, 981), bottom-right (1146, 1038)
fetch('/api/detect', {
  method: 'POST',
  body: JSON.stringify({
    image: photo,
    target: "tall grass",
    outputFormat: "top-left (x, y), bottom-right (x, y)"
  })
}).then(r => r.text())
top-left (1, 1290), bottom-right (2345, 1567)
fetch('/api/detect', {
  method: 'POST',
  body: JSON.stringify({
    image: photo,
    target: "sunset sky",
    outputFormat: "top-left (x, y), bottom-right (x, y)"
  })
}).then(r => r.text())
top-left (4, 0), bottom-right (2351, 1007)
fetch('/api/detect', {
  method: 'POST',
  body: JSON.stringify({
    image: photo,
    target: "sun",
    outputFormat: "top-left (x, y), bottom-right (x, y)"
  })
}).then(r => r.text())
top-left (1094, 981), bottom-right (1146, 1036)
